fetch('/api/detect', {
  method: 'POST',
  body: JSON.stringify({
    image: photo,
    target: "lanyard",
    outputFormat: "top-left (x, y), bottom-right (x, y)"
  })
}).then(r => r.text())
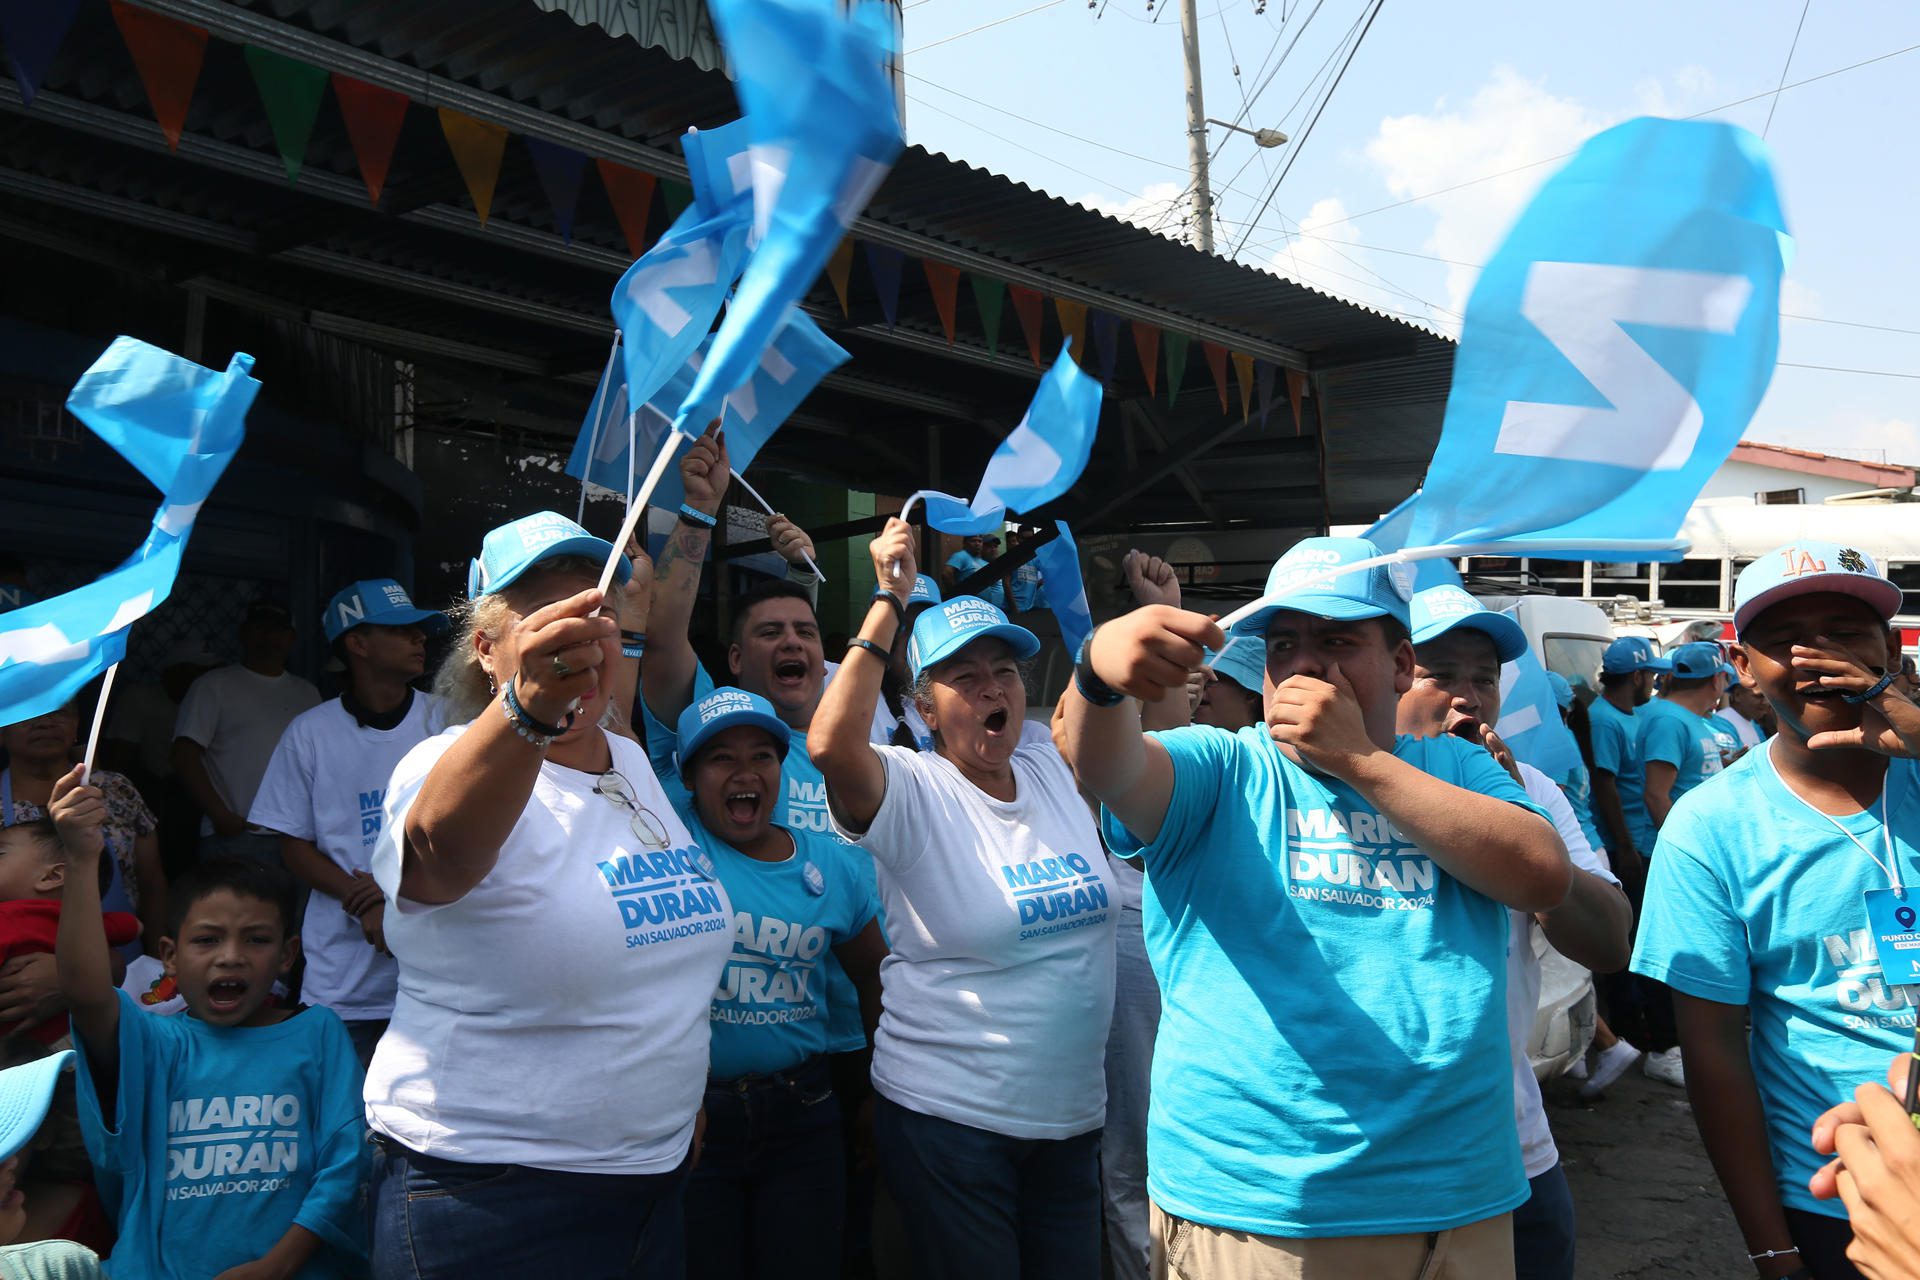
top-left (1772, 742), bottom-right (1904, 896)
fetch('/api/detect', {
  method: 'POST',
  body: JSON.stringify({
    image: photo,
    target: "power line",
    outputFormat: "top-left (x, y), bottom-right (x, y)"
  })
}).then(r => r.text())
top-left (1778, 362), bottom-right (1920, 381)
top-left (1762, 0), bottom-right (1814, 140)
top-left (906, 0), bottom-right (1066, 55)
top-left (906, 96), bottom-right (1154, 197)
top-left (1227, 0), bottom-right (1382, 258)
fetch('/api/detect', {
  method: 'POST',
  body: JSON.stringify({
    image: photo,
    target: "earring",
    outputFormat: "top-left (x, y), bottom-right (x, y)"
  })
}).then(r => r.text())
top-left (486, 672), bottom-right (497, 697)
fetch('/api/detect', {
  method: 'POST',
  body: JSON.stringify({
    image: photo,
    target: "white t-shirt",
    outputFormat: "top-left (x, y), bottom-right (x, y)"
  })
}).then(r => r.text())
top-left (834, 733), bottom-right (1117, 1140)
top-left (366, 727), bottom-right (733, 1173)
top-left (173, 665), bottom-right (321, 833)
top-left (1512, 762), bottom-right (1618, 1177)
top-left (248, 694), bottom-right (447, 1020)
top-left (819, 659), bottom-right (898, 747)
top-left (1716, 707), bottom-right (1767, 750)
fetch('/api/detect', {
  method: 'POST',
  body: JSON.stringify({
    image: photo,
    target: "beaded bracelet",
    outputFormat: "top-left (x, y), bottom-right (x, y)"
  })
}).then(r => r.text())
top-left (677, 504), bottom-right (718, 529)
top-left (502, 676), bottom-right (572, 747)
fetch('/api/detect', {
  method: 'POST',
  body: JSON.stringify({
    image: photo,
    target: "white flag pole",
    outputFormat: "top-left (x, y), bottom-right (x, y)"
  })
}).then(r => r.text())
top-left (598, 431), bottom-right (689, 597)
top-left (577, 331), bottom-right (623, 525)
top-left (730, 468), bottom-right (826, 583)
top-left (80, 662), bottom-right (120, 784)
top-left (1211, 538), bottom-right (1689, 634)
top-left (886, 493), bottom-right (922, 587)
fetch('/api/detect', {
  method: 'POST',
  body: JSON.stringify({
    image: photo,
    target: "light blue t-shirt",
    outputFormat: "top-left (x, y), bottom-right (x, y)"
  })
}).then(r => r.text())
top-left (1639, 698), bottom-right (1725, 805)
top-left (677, 808), bottom-right (881, 1080)
top-left (1587, 697), bottom-right (1655, 853)
top-left (1104, 726), bottom-right (1541, 1237)
top-left (76, 992), bottom-right (368, 1278)
top-left (1633, 747), bottom-right (1920, 1218)
top-left (643, 662), bottom-right (869, 1053)
top-left (1010, 561), bottom-right (1042, 612)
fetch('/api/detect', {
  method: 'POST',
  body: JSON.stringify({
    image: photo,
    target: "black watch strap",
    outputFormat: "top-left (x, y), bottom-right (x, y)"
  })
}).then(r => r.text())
top-left (1074, 634), bottom-right (1127, 708)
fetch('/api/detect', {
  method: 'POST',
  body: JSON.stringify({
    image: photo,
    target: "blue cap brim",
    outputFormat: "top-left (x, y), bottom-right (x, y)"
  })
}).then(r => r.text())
top-left (1641, 656), bottom-right (1673, 673)
top-left (482, 534), bottom-right (631, 596)
top-left (1231, 592), bottom-right (1394, 639)
top-left (0, 1050), bottom-right (72, 1163)
top-left (911, 622), bottom-right (1041, 680)
top-left (1414, 611), bottom-right (1528, 664)
top-left (352, 606), bottom-right (449, 637)
top-left (681, 710), bottom-right (792, 771)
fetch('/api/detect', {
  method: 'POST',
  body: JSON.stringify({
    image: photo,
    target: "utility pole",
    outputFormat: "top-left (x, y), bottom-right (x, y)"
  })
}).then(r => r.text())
top-left (1178, 0), bottom-right (1213, 253)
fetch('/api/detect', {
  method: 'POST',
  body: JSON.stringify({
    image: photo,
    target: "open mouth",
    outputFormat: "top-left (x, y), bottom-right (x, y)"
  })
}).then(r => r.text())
top-left (1446, 716), bottom-right (1482, 742)
top-left (723, 789), bottom-right (763, 824)
top-left (206, 978), bottom-right (249, 1013)
top-left (983, 708), bottom-right (1010, 734)
top-left (772, 659), bottom-right (809, 686)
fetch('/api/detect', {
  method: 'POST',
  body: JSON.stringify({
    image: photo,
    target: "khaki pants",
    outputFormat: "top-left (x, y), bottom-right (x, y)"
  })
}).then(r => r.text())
top-left (1150, 1203), bottom-right (1515, 1280)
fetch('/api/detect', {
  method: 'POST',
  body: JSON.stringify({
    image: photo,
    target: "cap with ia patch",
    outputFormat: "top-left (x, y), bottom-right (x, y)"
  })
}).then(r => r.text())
top-left (1733, 540), bottom-right (1903, 637)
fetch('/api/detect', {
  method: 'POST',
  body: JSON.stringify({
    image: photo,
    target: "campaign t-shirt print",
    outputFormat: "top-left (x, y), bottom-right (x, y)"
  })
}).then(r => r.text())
top-left (596, 845), bottom-right (729, 949)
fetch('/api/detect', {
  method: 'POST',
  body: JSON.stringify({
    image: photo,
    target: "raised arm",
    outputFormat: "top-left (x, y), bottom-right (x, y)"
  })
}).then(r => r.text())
top-left (766, 513), bottom-right (822, 606)
top-left (401, 589), bottom-right (613, 905)
top-left (602, 531), bottom-right (654, 743)
top-left (1061, 605), bottom-right (1223, 843)
top-left (642, 424), bottom-right (728, 729)
top-left (808, 520), bottom-right (914, 834)
top-left (50, 766), bottom-right (122, 1093)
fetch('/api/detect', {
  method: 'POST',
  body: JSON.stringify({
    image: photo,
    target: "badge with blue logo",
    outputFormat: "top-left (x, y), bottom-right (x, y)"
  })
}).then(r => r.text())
top-left (802, 861), bottom-right (826, 897)
top-left (692, 849), bottom-right (719, 882)
top-left (1864, 888), bottom-right (1920, 986)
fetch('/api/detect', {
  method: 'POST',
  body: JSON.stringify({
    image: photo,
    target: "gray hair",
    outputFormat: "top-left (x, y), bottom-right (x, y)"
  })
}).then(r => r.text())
top-left (430, 554), bottom-right (613, 726)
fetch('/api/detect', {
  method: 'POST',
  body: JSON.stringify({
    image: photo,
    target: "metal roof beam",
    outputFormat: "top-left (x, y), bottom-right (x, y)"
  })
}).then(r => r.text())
top-left (122, 0), bottom-right (1315, 373)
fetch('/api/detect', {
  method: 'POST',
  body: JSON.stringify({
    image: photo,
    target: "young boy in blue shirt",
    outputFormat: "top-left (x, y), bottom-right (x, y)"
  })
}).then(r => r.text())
top-left (48, 765), bottom-right (368, 1280)
top-left (1062, 537), bottom-right (1572, 1278)
top-left (1633, 541), bottom-right (1920, 1280)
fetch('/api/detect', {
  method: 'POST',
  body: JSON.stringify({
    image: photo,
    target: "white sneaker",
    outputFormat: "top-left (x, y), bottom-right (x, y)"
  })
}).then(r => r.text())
top-left (1565, 1058), bottom-right (1589, 1081)
top-left (1578, 1040), bottom-right (1640, 1098)
top-left (1643, 1046), bottom-right (1686, 1088)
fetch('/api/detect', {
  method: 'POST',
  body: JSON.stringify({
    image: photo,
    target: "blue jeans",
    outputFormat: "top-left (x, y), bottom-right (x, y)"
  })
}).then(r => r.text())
top-left (1512, 1162), bottom-right (1576, 1280)
top-left (685, 1056), bottom-right (844, 1280)
top-left (873, 1094), bottom-right (1101, 1280)
top-left (369, 1136), bottom-right (690, 1280)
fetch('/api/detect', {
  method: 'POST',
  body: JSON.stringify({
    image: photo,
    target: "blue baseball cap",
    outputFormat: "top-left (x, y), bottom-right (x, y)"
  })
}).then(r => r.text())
top-left (323, 579), bottom-right (448, 644)
top-left (1733, 540), bottom-right (1903, 638)
top-left (1545, 670), bottom-right (1575, 710)
top-left (908, 574), bottom-right (942, 607)
top-left (1205, 635), bottom-right (1266, 695)
top-left (676, 686), bottom-right (791, 772)
top-left (1601, 636), bottom-right (1671, 676)
top-left (469, 512), bottom-right (631, 598)
top-left (907, 595), bottom-right (1039, 681)
top-left (1231, 537), bottom-right (1411, 640)
top-left (1668, 641), bottom-right (1728, 680)
top-left (0, 1049), bottom-right (73, 1163)
top-left (1408, 585), bottom-right (1527, 664)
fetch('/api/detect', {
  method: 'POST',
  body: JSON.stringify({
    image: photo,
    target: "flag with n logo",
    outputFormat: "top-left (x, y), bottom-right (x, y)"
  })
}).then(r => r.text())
top-left (1403, 117), bottom-right (1788, 560)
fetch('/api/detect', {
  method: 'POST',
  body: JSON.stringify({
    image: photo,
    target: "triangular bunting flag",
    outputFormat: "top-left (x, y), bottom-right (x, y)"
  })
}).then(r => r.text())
top-left (109, 0), bottom-right (207, 150)
top-left (1, 0), bottom-right (81, 107)
top-left (437, 108), bottom-right (508, 226)
top-left (866, 243), bottom-right (905, 329)
top-left (1202, 341), bottom-right (1230, 414)
top-left (661, 179), bottom-right (694, 221)
top-left (242, 47), bottom-right (328, 182)
top-left (1165, 331), bottom-right (1190, 407)
top-left (923, 260), bottom-right (962, 344)
top-left (1256, 360), bottom-right (1278, 428)
top-left (1232, 351), bottom-right (1255, 423)
top-left (595, 158), bottom-right (657, 258)
top-left (1132, 321), bottom-right (1160, 398)
top-left (1091, 311), bottom-right (1121, 385)
top-left (1054, 299), bottom-right (1088, 366)
top-left (1286, 368), bottom-right (1309, 435)
top-left (1009, 285), bottom-right (1045, 368)
top-left (971, 275), bottom-right (1006, 358)
top-left (826, 238), bottom-right (855, 317)
top-left (331, 75), bottom-right (408, 206)
top-left (524, 137), bottom-right (589, 243)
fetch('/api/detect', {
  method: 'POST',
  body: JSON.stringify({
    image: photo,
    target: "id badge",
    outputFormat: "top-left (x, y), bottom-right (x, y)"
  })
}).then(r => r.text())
top-left (1864, 888), bottom-right (1920, 986)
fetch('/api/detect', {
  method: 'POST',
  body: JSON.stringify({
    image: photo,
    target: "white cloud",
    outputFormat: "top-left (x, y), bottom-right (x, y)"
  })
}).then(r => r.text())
top-left (1074, 180), bottom-right (1188, 235)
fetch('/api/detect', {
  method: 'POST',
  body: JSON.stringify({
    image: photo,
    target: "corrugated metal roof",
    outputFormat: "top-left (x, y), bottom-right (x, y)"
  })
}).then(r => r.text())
top-left (0, 0), bottom-right (1455, 529)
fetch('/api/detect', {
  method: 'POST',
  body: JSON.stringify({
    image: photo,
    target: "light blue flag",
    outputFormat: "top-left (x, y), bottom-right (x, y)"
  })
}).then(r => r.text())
top-left (0, 340), bottom-right (256, 723)
top-left (1034, 521), bottom-right (1093, 654)
top-left (682, 118), bottom-right (757, 224)
top-left (567, 308), bottom-right (847, 511)
top-left (1498, 636), bottom-right (1584, 782)
top-left (674, 0), bottom-right (903, 430)
top-left (1403, 117), bottom-right (1787, 560)
top-left (910, 343), bottom-right (1103, 534)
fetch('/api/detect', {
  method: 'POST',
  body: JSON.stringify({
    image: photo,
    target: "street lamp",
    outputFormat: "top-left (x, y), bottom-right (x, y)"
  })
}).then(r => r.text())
top-left (1206, 118), bottom-right (1289, 148)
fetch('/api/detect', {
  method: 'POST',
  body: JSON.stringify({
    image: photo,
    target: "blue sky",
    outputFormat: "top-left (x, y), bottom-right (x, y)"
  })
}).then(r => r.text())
top-left (900, 0), bottom-right (1920, 466)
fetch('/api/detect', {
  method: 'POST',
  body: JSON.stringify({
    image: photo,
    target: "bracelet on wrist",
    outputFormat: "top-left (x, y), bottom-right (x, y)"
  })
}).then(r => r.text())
top-left (847, 637), bottom-right (890, 663)
top-left (1746, 1245), bottom-right (1800, 1262)
top-left (502, 675), bottom-right (573, 747)
top-left (1846, 670), bottom-right (1897, 704)
top-left (870, 588), bottom-right (906, 630)
top-left (620, 630), bottom-right (647, 661)
top-left (677, 504), bottom-right (717, 529)
top-left (1073, 634), bottom-right (1127, 708)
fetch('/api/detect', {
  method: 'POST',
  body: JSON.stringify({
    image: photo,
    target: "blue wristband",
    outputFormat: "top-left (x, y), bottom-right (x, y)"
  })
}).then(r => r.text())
top-left (677, 504), bottom-right (717, 529)
top-left (1845, 670), bottom-right (1898, 704)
